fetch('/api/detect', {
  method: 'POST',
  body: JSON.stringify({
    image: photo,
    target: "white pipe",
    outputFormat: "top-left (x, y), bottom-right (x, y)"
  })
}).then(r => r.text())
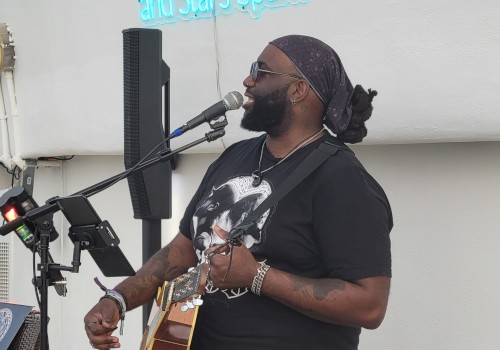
top-left (3, 71), bottom-right (25, 170)
top-left (2, 71), bottom-right (61, 171)
top-left (0, 76), bottom-right (13, 170)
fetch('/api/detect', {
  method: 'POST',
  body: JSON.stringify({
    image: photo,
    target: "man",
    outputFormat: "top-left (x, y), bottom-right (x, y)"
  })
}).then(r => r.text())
top-left (84, 35), bottom-right (392, 350)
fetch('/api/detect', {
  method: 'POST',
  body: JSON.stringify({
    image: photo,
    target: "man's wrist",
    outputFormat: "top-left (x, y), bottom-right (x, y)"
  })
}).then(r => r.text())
top-left (112, 287), bottom-right (129, 311)
top-left (251, 261), bottom-right (271, 296)
top-left (94, 277), bottom-right (127, 335)
top-left (100, 290), bottom-right (127, 316)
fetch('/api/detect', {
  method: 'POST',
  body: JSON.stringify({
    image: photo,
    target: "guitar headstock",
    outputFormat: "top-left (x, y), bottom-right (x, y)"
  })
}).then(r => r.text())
top-left (160, 264), bottom-right (208, 310)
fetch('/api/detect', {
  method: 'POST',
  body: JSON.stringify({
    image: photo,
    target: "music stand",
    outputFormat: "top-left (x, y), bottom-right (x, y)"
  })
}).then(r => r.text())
top-left (57, 195), bottom-right (135, 277)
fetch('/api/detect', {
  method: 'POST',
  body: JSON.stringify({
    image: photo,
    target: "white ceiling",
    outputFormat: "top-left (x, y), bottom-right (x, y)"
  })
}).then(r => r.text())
top-left (1, 0), bottom-right (499, 158)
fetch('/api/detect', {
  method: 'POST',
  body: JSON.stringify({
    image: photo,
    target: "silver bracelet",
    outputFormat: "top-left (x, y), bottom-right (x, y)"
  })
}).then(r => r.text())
top-left (251, 261), bottom-right (270, 296)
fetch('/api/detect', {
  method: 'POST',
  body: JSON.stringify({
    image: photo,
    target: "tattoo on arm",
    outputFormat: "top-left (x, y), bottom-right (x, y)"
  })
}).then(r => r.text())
top-left (290, 276), bottom-right (346, 301)
top-left (116, 240), bottom-right (194, 310)
top-left (273, 275), bottom-right (348, 323)
top-left (148, 245), bottom-right (175, 281)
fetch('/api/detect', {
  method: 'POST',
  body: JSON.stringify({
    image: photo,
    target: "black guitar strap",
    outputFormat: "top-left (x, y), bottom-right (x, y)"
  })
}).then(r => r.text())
top-left (227, 140), bottom-right (346, 243)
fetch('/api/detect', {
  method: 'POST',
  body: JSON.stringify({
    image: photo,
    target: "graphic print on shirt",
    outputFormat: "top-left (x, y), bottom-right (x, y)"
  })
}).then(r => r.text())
top-left (192, 175), bottom-right (272, 299)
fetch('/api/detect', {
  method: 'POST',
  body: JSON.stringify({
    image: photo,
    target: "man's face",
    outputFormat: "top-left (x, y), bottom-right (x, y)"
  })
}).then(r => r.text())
top-left (241, 45), bottom-right (298, 137)
top-left (240, 83), bottom-right (290, 136)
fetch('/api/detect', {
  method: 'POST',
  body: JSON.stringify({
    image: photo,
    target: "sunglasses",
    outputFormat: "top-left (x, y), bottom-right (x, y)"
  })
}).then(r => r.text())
top-left (250, 61), bottom-right (303, 81)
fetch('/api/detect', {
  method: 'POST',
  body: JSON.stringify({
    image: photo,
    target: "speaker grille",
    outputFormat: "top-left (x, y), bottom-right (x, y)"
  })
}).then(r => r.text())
top-left (0, 242), bottom-right (9, 300)
top-left (123, 30), bottom-right (151, 218)
top-left (123, 28), bottom-right (172, 220)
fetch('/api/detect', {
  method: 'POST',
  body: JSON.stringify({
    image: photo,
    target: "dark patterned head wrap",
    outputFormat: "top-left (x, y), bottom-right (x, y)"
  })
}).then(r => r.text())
top-left (270, 35), bottom-right (354, 134)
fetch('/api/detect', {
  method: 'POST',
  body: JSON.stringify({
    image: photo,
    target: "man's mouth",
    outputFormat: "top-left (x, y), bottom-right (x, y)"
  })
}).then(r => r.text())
top-left (242, 93), bottom-right (255, 109)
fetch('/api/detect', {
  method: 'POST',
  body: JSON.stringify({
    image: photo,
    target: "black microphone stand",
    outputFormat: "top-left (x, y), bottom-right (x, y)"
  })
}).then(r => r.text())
top-left (0, 128), bottom-right (226, 350)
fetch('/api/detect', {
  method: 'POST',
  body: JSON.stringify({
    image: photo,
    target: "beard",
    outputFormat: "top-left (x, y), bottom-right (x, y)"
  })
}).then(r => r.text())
top-left (241, 85), bottom-right (291, 137)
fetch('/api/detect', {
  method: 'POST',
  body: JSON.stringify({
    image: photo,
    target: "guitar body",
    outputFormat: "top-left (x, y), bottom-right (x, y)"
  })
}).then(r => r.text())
top-left (145, 302), bottom-right (199, 350)
top-left (140, 264), bottom-right (208, 350)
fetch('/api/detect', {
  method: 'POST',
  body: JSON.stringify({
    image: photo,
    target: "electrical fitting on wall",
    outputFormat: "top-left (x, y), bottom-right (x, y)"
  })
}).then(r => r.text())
top-left (0, 23), bottom-right (15, 73)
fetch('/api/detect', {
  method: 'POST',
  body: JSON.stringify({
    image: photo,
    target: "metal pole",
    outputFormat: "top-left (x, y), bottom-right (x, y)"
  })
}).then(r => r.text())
top-left (142, 219), bottom-right (162, 328)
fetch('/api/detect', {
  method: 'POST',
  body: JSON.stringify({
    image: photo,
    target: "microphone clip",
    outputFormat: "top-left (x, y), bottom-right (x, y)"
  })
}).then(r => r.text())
top-left (208, 114), bottom-right (228, 131)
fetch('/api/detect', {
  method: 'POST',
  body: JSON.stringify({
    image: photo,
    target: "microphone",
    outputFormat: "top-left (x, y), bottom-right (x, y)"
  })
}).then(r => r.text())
top-left (170, 91), bottom-right (244, 137)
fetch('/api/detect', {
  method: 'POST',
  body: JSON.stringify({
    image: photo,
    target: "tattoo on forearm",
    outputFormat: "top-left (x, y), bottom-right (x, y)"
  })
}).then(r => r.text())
top-left (291, 276), bottom-right (346, 301)
top-left (279, 276), bottom-right (348, 322)
top-left (116, 244), bottom-right (188, 309)
top-left (151, 245), bottom-right (173, 280)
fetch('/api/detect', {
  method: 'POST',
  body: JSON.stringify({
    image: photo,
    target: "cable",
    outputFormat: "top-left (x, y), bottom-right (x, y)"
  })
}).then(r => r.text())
top-left (9, 165), bottom-right (21, 187)
top-left (213, 16), bottom-right (222, 100)
top-left (1, 162), bottom-right (20, 178)
top-left (33, 226), bottom-right (41, 310)
top-left (212, 11), bottom-right (228, 150)
top-left (38, 155), bottom-right (75, 161)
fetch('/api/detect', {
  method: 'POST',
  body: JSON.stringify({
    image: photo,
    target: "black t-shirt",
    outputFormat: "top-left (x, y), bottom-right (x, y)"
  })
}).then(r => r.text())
top-left (179, 134), bottom-right (392, 350)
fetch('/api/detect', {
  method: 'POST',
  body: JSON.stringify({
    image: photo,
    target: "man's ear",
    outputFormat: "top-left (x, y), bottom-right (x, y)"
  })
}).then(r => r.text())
top-left (289, 79), bottom-right (311, 103)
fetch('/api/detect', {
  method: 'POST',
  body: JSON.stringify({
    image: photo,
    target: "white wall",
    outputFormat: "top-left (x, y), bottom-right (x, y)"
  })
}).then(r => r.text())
top-left (356, 142), bottom-right (500, 349)
top-left (1, 141), bottom-right (499, 349)
top-left (1, 0), bottom-right (499, 159)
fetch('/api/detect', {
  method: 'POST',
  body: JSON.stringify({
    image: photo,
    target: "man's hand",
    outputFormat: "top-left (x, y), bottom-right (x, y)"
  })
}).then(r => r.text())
top-left (204, 225), bottom-right (260, 290)
top-left (84, 298), bottom-right (121, 349)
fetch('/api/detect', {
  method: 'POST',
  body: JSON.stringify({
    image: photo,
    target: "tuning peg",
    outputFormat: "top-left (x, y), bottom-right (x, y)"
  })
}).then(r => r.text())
top-left (193, 298), bottom-right (203, 306)
top-left (180, 304), bottom-right (189, 312)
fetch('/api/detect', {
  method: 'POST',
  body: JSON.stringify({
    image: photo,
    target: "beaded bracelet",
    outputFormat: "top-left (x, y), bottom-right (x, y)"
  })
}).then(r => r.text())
top-left (251, 261), bottom-right (270, 296)
top-left (94, 277), bottom-right (126, 335)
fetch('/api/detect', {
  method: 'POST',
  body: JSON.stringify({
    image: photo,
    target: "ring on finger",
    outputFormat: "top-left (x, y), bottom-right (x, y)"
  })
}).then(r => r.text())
top-left (87, 322), bottom-right (95, 330)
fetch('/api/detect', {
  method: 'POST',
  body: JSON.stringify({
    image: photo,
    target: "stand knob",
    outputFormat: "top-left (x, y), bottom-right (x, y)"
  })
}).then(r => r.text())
top-left (54, 279), bottom-right (68, 297)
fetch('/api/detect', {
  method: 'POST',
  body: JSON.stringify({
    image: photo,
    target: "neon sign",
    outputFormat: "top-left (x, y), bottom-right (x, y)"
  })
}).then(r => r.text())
top-left (138, 0), bottom-right (310, 26)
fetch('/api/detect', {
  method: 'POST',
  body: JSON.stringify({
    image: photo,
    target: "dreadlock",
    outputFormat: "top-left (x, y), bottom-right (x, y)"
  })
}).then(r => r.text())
top-left (337, 85), bottom-right (378, 144)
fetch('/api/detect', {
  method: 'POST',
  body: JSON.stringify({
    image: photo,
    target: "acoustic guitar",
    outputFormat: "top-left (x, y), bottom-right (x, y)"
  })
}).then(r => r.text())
top-left (140, 264), bottom-right (208, 350)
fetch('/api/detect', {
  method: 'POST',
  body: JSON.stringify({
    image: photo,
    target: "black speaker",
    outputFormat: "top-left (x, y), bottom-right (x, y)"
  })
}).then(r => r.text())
top-left (123, 28), bottom-right (172, 220)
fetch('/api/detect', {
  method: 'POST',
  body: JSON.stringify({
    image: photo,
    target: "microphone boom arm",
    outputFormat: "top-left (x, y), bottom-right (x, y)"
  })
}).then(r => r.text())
top-left (70, 128), bottom-right (226, 199)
